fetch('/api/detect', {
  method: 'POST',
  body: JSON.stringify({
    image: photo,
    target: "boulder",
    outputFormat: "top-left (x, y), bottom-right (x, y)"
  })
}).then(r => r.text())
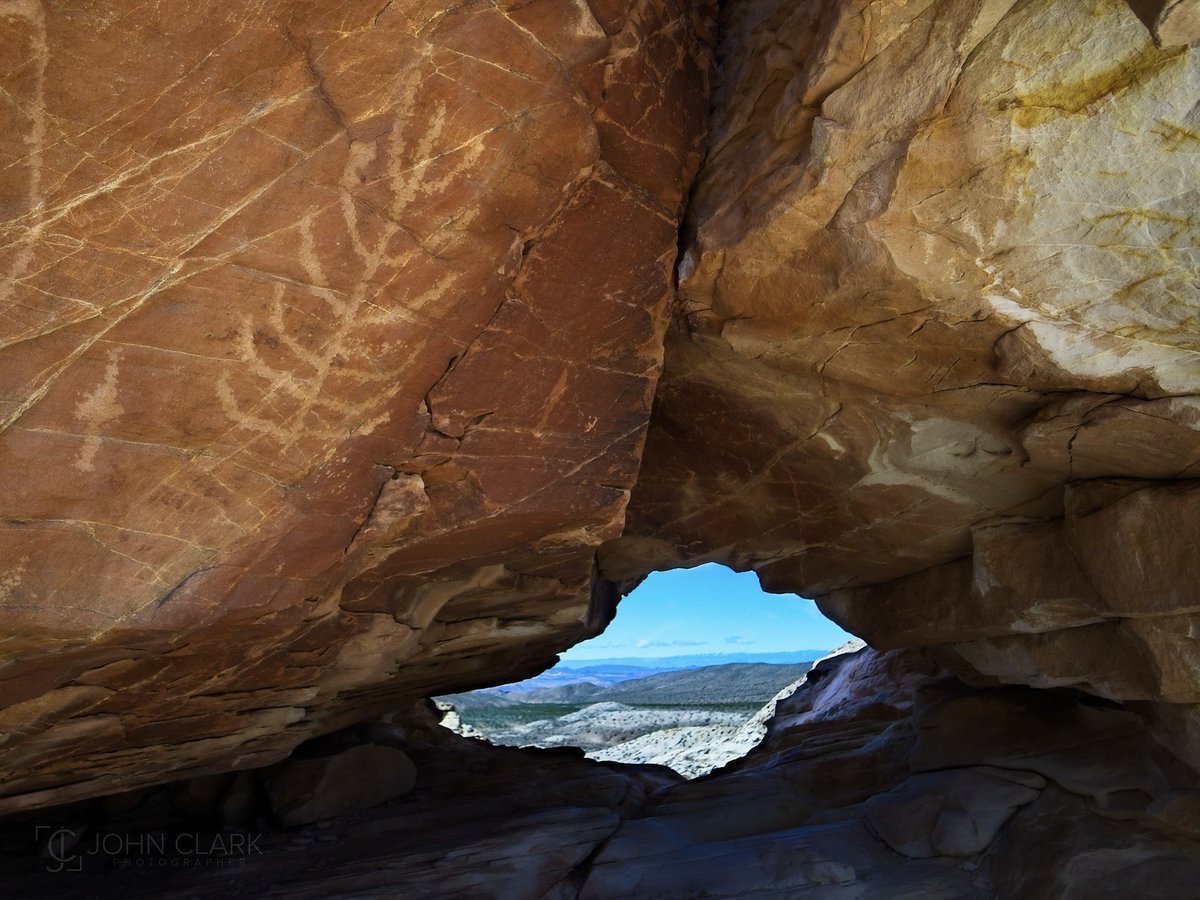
top-left (863, 768), bottom-right (1044, 858)
top-left (263, 744), bottom-right (416, 827)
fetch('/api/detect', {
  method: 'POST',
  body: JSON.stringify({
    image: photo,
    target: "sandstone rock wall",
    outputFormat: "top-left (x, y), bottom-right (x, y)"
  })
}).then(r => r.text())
top-left (0, 0), bottom-right (713, 813)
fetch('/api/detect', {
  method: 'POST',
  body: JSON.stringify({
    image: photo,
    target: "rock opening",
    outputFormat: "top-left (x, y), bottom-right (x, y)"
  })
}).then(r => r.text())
top-left (437, 563), bottom-right (855, 777)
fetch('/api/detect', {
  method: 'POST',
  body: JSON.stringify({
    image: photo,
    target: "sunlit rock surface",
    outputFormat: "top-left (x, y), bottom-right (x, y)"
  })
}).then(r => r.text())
top-left (0, 0), bottom-right (713, 811)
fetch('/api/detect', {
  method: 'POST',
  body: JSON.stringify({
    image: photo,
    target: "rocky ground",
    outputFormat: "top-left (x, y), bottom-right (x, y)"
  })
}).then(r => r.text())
top-left (4, 644), bottom-right (1200, 898)
top-left (587, 712), bottom-right (768, 779)
top-left (448, 701), bottom-right (754, 779)
top-left (463, 701), bottom-right (748, 752)
top-left (590, 648), bottom-right (859, 777)
top-left (439, 659), bottom-right (830, 777)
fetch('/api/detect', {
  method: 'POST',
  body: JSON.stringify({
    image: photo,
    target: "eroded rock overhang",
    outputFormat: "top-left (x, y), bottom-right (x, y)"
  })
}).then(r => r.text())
top-left (602, 0), bottom-right (1200, 769)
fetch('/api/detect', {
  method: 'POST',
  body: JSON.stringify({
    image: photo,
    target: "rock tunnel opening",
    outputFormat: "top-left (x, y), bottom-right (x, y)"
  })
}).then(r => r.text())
top-left (435, 563), bottom-right (855, 778)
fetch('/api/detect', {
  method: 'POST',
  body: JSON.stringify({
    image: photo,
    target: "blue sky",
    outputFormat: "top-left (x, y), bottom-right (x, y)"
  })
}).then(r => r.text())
top-left (560, 563), bottom-right (853, 661)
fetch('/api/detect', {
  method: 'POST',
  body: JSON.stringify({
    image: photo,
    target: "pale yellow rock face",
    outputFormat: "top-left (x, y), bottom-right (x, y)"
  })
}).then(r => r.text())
top-left (607, 0), bottom-right (1200, 761)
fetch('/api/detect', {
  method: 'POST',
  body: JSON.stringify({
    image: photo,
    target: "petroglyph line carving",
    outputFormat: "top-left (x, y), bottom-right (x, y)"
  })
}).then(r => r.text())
top-left (213, 62), bottom-right (488, 463)
top-left (0, 0), bottom-right (48, 309)
top-left (73, 349), bottom-right (123, 472)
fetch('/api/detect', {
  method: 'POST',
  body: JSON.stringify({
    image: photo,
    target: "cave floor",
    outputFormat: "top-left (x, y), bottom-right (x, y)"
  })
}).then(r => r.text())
top-left (4, 648), bottom-right (1200, 899)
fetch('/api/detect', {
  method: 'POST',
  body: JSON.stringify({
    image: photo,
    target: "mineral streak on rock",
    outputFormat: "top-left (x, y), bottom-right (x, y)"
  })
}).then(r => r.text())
top-left (0, 0), bottom-right (714, 812)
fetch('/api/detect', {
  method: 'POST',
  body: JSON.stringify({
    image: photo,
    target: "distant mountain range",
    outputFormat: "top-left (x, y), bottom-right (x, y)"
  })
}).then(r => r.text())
top-left (512, 662), bottom-right (816, 706)
top-left (444, 657), bottom-right (835, 705)
top-left (437, 644), bottom-right (868, 779)
top-left (441, 660), bottom-right (820, 709)
top-left (555, 650), bottom-right (830, 670)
